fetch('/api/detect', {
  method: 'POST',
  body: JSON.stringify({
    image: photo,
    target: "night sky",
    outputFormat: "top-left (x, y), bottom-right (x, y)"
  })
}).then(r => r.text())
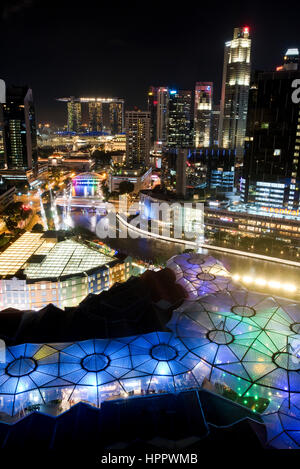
top-left (1, 0), bottom-right (299, 125)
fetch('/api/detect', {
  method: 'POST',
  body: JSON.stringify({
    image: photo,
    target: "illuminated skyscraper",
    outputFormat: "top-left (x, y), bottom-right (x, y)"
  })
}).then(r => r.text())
top-left (0, 81), bottom-right (5, 168)
top-left (219, 26), bottom-right (251, 159)
top-left (2, 86), bottom-right (37, 172)
top-left (168, 90), bottom-right (192, 148)
top-left (88, 102), bottom-right (102, 131)
top-left (147, 86), bottom-right (169, 148)
top-left (241, 48), bottom-right (300, 208)
top-left (211, 104), bottom-right (220, 146)
top-left (125, 110), bottom-right (150, 166)
top-left (67, 97), bottom-right (82, 132)
top-left (194, 82), bottom-right (213, 147)
top-left (148, 86), bottom-right (158, 146)
top-left (109, 101), bottom-right (124, 134)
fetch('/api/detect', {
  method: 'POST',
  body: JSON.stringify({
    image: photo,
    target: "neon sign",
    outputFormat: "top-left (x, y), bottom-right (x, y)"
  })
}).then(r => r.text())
top-left (261, 206), bottom-right (300, 216)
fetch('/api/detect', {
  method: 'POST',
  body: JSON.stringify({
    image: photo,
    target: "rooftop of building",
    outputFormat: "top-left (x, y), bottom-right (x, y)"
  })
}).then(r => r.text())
top-left (111, 166), bottom-right (151, 176)
top-left (72, 171), bottom-right (102, 182)
top-left (0, 232), bottom-right (117, 280)
top-left (140, 188), bottom-right (197, 203)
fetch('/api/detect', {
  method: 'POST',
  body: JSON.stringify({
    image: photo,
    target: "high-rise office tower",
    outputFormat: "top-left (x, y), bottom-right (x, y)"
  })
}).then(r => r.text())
top-left (2, 86), bottom-right (37, 172)
top-left (156, 87), bottom-right (169, 146)
top-left (241, 49), bottom-right (300, 209)
top-left (109, 101), bottom-right (124, 134)
top-left (219, 26), bottom-right (251, 159)
top-left (148, 86), bottom-right (158, 146)
top-left (0, 81), bottom-right (5, 169)
top-left (88, 102), bottom-right (102, 131)
top-left (168, 90), bottom-right (192, 148)
top-left (176, 148), bottom-right (187, 197)
top-left (194, 82), bottom-right (213, 147)
top-left (125, 110), bottom-right (150, 166)
top-left (211, 104), bottom-right (220, 146)
top-left (147, 86), bottom-right (169, 147)
top-left (67, 97), bottom-right (82, 132)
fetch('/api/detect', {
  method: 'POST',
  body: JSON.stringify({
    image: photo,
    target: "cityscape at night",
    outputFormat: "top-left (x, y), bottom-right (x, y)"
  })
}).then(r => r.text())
top-left (0, 0), bottom-right (300, 461)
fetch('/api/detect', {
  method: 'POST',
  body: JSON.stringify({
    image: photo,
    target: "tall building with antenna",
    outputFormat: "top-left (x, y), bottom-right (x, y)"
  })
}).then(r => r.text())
top-left (147, 86), bottom-right (169, 148)
top-left (219, 26), bottom-right (251, 160)
top-left (194, 82), bottom-right (213, 148)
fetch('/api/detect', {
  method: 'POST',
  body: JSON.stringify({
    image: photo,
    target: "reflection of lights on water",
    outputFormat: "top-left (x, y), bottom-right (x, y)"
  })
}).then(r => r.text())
top-left (232, 273), bottom-right (297, 293)
top-left (90, 214), bottom-right (96, 230)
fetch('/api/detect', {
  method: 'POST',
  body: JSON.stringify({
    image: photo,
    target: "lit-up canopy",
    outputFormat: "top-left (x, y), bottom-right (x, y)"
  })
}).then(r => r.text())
top-left (167, 253), bottom-right (235, 299)
top-left (71, 172), bottom-right (103, 198)
top-left (168, 289), bottom-right (300, 414)
top-left (0, 332), bottom-right (203, 419)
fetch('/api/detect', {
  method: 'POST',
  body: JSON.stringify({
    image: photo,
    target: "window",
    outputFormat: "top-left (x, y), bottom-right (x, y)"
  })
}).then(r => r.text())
top-left (261, 122), bottom-right (269, 129)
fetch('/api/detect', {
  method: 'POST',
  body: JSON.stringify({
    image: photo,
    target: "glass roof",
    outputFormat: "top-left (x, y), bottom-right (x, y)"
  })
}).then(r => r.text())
top-left (24, 239), bottom-right (114, 279)
top-left (167, 289), bottom-right (300, 413)
top-left (0, 251), bottom-right (300, 449)
top-left (263, 393), bottom-right (300, 449)
top-left (0, 232), bottom-right (115, 280)
top-left (72, 172), bottom-right (102, 182)
top-left (0, 332), bottom-right (202, 418)
top-left (0, 232), bottom-right (45, 277)
top-left (166, 253), bottom-right (234, 299)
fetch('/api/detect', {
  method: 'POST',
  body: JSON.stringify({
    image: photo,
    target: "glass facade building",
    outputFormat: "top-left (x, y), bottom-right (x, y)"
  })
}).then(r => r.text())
top-left (194, 82), bottom-right (213, 148)
top-left (2, 86), bottom-right (37, 172)
top-left (167, 90), bottom-right (193, 148)
top-left (125, 111), bottom-right (151, 167)
top-left (147, 86), bottom-right (169, 148)
top-left (67, 97), bottom-right (82, 133)
top-left (242, 49), bottom-right (300, 208)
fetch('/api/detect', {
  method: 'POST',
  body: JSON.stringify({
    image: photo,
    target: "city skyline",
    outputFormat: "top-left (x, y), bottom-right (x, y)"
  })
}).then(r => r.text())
top-left (0, 0), bottom-right (299, 124)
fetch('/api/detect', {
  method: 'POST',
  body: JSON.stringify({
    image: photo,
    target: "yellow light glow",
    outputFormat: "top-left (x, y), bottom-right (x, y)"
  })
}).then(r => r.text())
top-left (232, 274), bottom-right (240, 281)
top-left (255, 278), bottom-right (267, 286)
top-left (268, 280), bottom-right (281, 289)
top-left (242, 275), bottom-right (252, 284)
top-left (283, 283), bottom-right (296, 293)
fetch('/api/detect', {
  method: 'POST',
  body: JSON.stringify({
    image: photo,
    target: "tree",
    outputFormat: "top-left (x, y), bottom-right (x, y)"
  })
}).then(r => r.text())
top-left (32, 223), bottom-right (44, 233)
top-left (101, 181), bottom-right (110, 201)
top-left (93, 150), bottom-right (111, 166)
top-left (2, 201), bottom-right (27, 232)
top-left (119, 181), bottom-right (134, 195)
top-left (20, 208), bottom-right (32, 220)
